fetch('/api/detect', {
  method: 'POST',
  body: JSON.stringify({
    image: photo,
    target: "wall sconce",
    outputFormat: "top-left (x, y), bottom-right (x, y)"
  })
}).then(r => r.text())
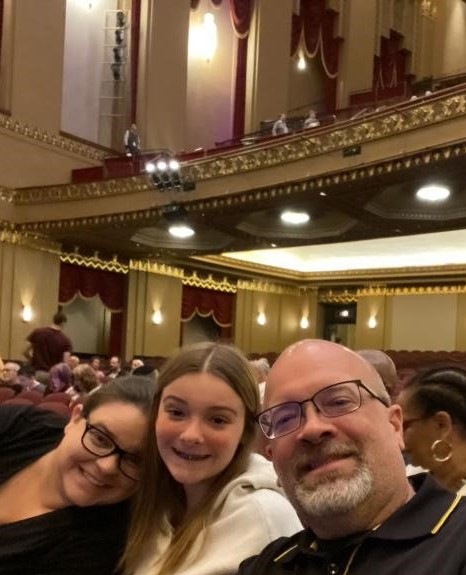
top-left (201, 12), bottom-right (217, 61)
top-left (151, 309), bottom-right (163, 325)
top-left (257, 312), bottom-right (267, 326)
top-left (367, 316), bottom-right (378, 329)
top-left (297, 53), bottom-right (307, 71)
top-left (300, 316), bottom-right (309, 329)
top-left (21, 305), bottom-right (33, 323)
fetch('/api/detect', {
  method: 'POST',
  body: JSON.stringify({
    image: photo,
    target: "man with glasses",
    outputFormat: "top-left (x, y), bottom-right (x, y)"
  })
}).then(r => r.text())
top-left (237, 339), bottom-right (466, 575)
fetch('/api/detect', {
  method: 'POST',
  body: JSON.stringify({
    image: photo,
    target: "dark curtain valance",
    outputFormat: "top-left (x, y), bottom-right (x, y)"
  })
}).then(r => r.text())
top-left (59, 263), bottom-right (126, 313)
top-left (181, 285), bottom-right (234, 327)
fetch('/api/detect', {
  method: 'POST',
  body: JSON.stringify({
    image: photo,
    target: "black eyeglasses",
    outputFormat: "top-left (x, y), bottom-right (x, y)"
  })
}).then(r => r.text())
top-left (81, 421), bottom-right (142, 481)
top-left (257, 379), bottom-right (390, 440)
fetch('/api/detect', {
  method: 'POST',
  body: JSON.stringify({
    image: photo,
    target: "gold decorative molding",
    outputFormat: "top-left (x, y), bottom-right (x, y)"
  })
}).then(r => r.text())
top-left (183, 272), bottom-right (237, 293)
top-left (183, 91), bottom-right (466, 182)
top-left (129, 259), bottom-right (184, 279)
top-left (61, 252), bottom-right (128, 273)
top-left (0, 227), bottom-right (60, 253)
top-left (319, 290), bottom-right (359, 303)
top-left (237, 279), bottom-right (303, 297)
top-left (0, 113), bottom-right (107, 162)
top-left (320, 283), bottom-right (466, 302)
top-left (14, 175), bottom-right (151, 206)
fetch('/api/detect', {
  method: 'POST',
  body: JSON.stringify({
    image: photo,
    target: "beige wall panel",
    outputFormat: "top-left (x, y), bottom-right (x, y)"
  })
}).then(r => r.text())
top-left (388, 294), bottom-right (457, 351)
top-left (337, 0), bottom-right (377, 108)
top-left (0, 245), bottom-right (61, 360)
top-left (185, 0), bottom-right (236, 150)
top-left (0, 130), bottom-right (99, 189)
top-left (455, 293), bottom-right (466, 351)
top-left (354, 295), bottom-right (386, 350)
top-left (144, 274), bottom-right (182, 357)
top-left (288, 57), bottom-right (326, 116)
top-left (137, 0), bottom-right (190, 151)
top-left (10, 0), bottom-right (66, 131)
top-left (234, 289), bottom-right (253, 351)
top-left (125, 270), bottom-right (182, 359)
top-left (245, 0), bottom-right (293, 131)
top-left (432, 0), bottom-right (466, 78)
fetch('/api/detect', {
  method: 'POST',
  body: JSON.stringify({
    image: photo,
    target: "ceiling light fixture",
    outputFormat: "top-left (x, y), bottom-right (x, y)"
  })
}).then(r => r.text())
top-left (280, 210), bottom-right (310, 225)
top-left (416, 184), bottom-right (450, 202)
top-left (168, 224), bottom-right (195, 239)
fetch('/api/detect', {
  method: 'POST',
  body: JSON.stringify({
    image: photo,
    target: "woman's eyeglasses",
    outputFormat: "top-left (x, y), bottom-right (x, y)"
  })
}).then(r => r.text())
top-left (81, 421), bottom-right (141, 481)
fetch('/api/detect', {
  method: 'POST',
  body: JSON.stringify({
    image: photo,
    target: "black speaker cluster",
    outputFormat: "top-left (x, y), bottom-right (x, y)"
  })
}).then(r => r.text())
top-left (111, 11), bottom-right (126, 81)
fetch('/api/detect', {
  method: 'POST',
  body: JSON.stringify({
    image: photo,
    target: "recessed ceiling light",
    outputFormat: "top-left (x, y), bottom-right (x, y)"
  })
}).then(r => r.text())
top-left (319, 191), bottom-right (327, 196)
top-left (168, 224), bottom-right (195, 238)
top-left (416, 184), bottom-right (450, 202)
top-left (281, 210), bottom-right (310, 225)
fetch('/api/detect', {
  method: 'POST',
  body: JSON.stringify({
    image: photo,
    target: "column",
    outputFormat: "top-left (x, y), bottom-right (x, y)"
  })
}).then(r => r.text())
top-left (137, 0), bottom-right (190, 152)
top-left (244, 0), bottom-right (294, 131)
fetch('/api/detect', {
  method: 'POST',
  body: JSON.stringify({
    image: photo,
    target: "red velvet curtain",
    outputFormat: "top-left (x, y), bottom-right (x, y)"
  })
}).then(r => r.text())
top-left (59, 263), bottom-right (126, 312)
top-left (231, 0), bottom-right (253, 139)
top-left (191, 0), bottom-right (201, 10)
top-left (181, 285), bottom-right (234, 327)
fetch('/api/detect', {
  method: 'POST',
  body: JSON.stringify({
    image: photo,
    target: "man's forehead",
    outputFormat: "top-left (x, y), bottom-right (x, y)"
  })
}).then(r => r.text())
top-left (266, 341), bottom-right (370, 397)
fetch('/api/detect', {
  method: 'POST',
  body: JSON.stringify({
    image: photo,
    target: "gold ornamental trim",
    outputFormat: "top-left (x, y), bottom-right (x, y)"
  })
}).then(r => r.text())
top-left (14, 175), bottom-right (151, 206)
top-left (0, 227), bottom-right (60, 253)
top-left (61, 253), bottom-right (128, 274)
top-left (320, 283), bottom-right (466, 302)
top-left (237, 279), bottom-right (303, 297)
top-left (129, 259), bottom-right (184, 279)
top-left (0, 113), bottom-right (107, 162)
top-left (183, 91), bottom-right (466, 182)
top-left (420, 0), bottom-right (437, 20)
top-left (182, 272), bottom-right (237, 293)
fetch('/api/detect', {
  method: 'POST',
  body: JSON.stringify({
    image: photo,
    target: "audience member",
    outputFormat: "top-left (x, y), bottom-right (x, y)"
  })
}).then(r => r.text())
top-left (302, 109), bottom-right (320, 130)
top-left (108, 355), bottom-right (125, 379)
top-left (90, 356), bottom-right (106, 384)
top-left (238, 339), bottom-right (466, 575)
top-left (398, 367), bottom-right (466, 494)
top-left (23, 309), bottom-right (73, 381)
top-left (0, 377), bottom-right (155, 574)
top-left (122, 342), bottom-right (301, 575)
top-left (249, 357), bottom-right (270, 405)
top-left (68, 363), bottom-right (100, 405)
top-left (124, 123), bottom-right (141, 156)
top-left (47, 362), bottom-right (72, 394)
top-left (67, 354), bottom-right (80, 371)
top-left (130, 357), bottom-right (145, 374)
top-left (1, 362), bottom-right (20, 387)
top-left (272, 113), bottom-right (289, 136)
top-left (356, 349), bottom-right (402, 399)
top-left (17, 364), bottom-right (45, 394)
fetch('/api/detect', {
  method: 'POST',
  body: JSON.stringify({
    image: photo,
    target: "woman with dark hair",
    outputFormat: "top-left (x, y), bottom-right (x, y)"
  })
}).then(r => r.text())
top-left (0, 376), bottom-right (156, 574)
top-left (398, 367), bottom-right (466, 493)
top-left (122, 342), bottom-right (301, 575)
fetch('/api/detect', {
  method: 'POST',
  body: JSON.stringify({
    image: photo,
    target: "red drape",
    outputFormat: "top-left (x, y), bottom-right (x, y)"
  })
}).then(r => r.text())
top-left (350, 29), bottom-right (411, 107)
top-left (190, 0), bottom-right (201, 10)
top-left (229, 0), bottom-right (253, 38)
top-left (231, 0), bottom-right (253, 139)
top-left (59, 263), bottom-right (126, 312)
top-left (290, 13), bottom-right (303, 58)
top-left (181, 285), bottom-right (234, 328)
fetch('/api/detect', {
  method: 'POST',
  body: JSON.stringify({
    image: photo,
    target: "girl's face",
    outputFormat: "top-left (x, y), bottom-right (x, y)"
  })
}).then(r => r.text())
top-left (156, 372), bottom-right (246, 507)
top-left (54, 402), bottom-right (148, 507)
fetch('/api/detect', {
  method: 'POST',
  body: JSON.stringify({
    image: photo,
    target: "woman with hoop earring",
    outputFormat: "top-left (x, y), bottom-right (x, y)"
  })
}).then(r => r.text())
top-left (398, 366), bottom-right (466, 494)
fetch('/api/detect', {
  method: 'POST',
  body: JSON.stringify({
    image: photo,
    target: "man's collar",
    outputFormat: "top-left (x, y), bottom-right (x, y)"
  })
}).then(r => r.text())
top-left (274, 473), bottom-right (462, 564)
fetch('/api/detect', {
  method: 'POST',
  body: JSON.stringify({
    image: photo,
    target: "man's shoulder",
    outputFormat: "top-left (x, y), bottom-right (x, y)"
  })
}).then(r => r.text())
top-left (238, 531), bottom-right (305, 575)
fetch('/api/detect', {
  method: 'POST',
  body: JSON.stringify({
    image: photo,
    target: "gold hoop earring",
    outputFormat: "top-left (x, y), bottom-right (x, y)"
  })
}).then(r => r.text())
top-left (431, 439), bottom-right (453, 463)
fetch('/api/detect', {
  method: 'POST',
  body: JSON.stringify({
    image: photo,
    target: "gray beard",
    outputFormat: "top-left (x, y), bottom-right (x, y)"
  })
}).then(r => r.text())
top-left (293, 462), bottom-right (373, 518)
